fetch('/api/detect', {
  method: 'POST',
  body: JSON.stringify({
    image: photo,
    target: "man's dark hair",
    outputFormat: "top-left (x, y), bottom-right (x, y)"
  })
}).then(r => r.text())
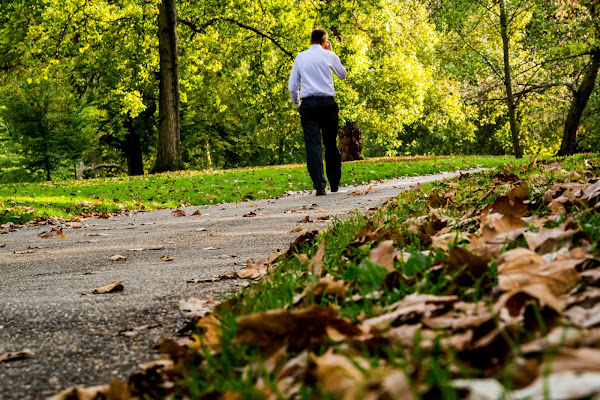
top-left (311, 28), bottom-right (328, 44)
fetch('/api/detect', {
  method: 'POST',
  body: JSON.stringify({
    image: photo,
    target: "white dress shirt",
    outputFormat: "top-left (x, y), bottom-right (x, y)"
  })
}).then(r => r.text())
top-left (288, 44), bottom-right (347, 108)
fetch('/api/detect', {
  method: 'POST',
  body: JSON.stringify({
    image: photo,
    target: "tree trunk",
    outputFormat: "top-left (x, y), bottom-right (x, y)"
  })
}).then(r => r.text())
top-left (151, 0), bottom-right (183, 173)
top-left (124, 132), bottom-right (145, 175)
top-left (558, 49), bottom-right (600, 156)
top-left (499, 0), bottom-right (523, 159)
top-left (338, 121), bottom-right (363, 162)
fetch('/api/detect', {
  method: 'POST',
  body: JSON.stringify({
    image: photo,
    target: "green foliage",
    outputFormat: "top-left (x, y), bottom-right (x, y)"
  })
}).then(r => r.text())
top-left (1, 0), bottom-right (598, 180)
top-left (0, 75), bottom-right (103, 181)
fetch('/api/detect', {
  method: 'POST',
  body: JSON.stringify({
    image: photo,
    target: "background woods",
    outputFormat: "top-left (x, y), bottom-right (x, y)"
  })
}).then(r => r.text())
top-left (0, 0), bottom-right (599, 182)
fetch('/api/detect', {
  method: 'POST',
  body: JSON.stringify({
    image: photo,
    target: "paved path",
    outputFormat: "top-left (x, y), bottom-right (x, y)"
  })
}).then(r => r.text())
top-left (0, 171), bottom-right (473, 399)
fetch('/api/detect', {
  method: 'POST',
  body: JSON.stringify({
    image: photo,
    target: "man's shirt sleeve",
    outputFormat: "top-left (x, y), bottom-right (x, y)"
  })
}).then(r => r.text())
top-left (331, 53), bottom-right (347, 80)
top-left (288, 58), bottom-right (301, 108)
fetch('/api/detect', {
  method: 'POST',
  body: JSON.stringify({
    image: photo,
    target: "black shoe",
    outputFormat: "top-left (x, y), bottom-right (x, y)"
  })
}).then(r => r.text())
top-left (330, 184), bottom-right (339, 193)
top-left (316, 189), bottom-right (326, 196)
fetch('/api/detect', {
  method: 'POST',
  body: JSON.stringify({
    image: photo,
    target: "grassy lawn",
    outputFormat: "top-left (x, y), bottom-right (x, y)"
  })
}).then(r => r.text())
top-left (0, 155), bottom-right (525, 225)
top-left (91, 153), bottom-right (600, 399)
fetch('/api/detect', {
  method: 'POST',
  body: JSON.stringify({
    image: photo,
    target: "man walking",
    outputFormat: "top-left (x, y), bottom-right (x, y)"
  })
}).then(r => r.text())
top-left (289, 28), bottom-right (347, 196)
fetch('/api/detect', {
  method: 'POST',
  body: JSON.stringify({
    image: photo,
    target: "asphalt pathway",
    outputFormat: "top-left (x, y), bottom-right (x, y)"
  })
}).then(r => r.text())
top-left (0, 170), bottom-right (475, 399)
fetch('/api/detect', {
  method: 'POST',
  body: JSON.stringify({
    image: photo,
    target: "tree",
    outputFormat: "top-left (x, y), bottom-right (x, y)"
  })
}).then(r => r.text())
top-left (0, 76), bottom-right (102, 181)
top-left (151, 0), bottom-right (184, 173)
top-left (557, 0), bottom-right (600, 155)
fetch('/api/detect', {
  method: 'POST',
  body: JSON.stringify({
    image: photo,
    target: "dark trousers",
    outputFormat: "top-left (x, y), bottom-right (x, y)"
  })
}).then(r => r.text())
top-left (299, 96), bottom-right (341, 191)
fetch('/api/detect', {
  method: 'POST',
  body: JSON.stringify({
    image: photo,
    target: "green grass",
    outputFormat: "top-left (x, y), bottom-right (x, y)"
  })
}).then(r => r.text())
top-left (0, 155), bottom-right (525, 225)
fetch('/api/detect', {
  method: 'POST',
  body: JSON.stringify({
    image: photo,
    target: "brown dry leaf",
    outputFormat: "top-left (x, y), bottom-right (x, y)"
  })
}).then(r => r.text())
top-left (48, 384), bottom-right (111, 400)
top-left (298, 215), bottom-right (312, 223)
top-left (497, 248), bottom-right (581, 296)
top-left (243, 211), bottom-right (257, 217)
top-left (313, 275), bottom-right (349, 301)
top-left (196, 227), bottom-right (208, 232)
top-left (0, 349), bottom-right (34, 363)
top-left (192, 210), bottom-right (202, 216)
top-left (549, 201), bottom-right (567, 215)
top-left (489, 195), bottom-right (529, 218)
top-left (14, 249), bottom-right (37, 254)
top-left (93, 281), bottom-right (124, 294)
top-left (369, 240), bottom-right (397, 272)
top-left (234, 305), bottom-right (361, 352)
top-left (540, 347), bottom-right (600, 373)
top-left (171, 209), bottom-right (186, 217)
top-left (56, 228), bottom-right (68, 238)
top-left (120, 324), bottom-right (159, 338)
top-left (0, 243), bottom-right (5, 248)
top-left (316, 216), bottom-right (331, 221)
top-left (495, 283), bottom-right (564, 315)
top-left (38, 231), bottom-right (54, 239)
top-left (190, 314), bottom-right (222, 350)
top-left (481, 213), bottom-right (528, 241)
top-left (109, 254), bottom-right (127, 261)
top-left (511, 371), bottom-right (600, 399)
top-left (521, 326), bottom-right (586, 354)
top-left (362, 294), bottom-right (458, 331)
top-left (582, 179), bottom-right (600, 203)
top-left (160, 255), bottom-right (174, 262)
top-left (294, 253), bottom-right (310, 264)
top-left (310, 351), bottom-right (370, 398)
top-left (508, 183), bottom-right (530, 202)
top-left (236, 257), bottom-right (267, 280)
top-left (179, 296), bottom-right (220, 319)
top-left (524, 226), bottom-right (579, 254)
top-left (308, 238), bottom-right (326, 276)
top-left (447, 246), bottom-right (490, 284)
top-left (290, 227), bottom-right (303, 233)
top-left (567, 302), bottom-right (600, 328)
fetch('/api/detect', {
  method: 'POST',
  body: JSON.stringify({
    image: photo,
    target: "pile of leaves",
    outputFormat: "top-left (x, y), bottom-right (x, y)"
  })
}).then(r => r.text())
top-left (52, 158), bottom-right (600, 400)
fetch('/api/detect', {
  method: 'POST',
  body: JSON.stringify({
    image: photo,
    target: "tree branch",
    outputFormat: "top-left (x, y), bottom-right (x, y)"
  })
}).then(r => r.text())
top-left (179, 17), bottom-right (294, 60)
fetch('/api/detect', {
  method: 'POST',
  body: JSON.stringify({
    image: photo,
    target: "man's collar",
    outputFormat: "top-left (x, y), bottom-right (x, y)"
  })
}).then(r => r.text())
top-left (309, 44), bottom-right (322, 49)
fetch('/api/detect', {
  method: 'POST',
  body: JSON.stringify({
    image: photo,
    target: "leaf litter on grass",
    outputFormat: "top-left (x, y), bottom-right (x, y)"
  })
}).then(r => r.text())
top-left (50, 158), bottom-right (600, 400)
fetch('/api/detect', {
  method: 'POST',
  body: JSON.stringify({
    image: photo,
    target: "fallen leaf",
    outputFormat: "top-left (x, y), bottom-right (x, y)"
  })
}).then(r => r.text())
top-left (192, 210), bottom-right (202, 216)
top-left (234, 305), bottom-right (361, 352)
top-left (189, 314), bottom-right (222, 350)
top-left (196, 227), bottom-right (208, 232)
top-left (120, 324), bottom-right (159, 337)
top-left (37, 231), bottom-right (54, 239)
top-left (0, 243), bottom-right (5, 248)
top-left (298, 215), bottom-right (312, 223)
top-left (511, 371), bottom-right (600, 399)
top-left (369, 240), bottom-right (398, 272)
top-left (290, 227), bottom-right (303, 233)
top-left (524, 226), bottom-right (579, 254)
top-left (56, 228), bottom-right (68, 238)
top-left (310, 350), bottom-right (369, 397)
top-left (93, 281), bottom-right (124, 294)
top-left (0, 349), bottom-right (34, 363)
top-left (171, 209), bottom-right (186, 217)
top-left (14, 249), bottom-right (37, 254)
top-left (48, 384), bottom-right (111, 400)
top-left (316, 216), bottom-right (331, 221)
top-left (243, 211), bottom-right (257, 217)
top-left (109, 254), bottom-right (127, 261)
top-left (308, 239), bottom-right (326, 277)
top-left (160, 255), bottom-right (174, 262)
top-left (179, 296), bottom-right (220, 319)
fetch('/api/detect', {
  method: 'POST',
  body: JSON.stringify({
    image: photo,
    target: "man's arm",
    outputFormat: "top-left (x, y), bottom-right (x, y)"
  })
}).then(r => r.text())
top-left (288, 60), bottom-right (301, 109)
top-left (331, 53), bottom-right (347, 80)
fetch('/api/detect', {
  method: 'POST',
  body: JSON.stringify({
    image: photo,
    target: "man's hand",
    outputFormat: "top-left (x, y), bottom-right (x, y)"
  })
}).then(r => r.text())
top-left (324, 41), bottom-right (332, 51)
